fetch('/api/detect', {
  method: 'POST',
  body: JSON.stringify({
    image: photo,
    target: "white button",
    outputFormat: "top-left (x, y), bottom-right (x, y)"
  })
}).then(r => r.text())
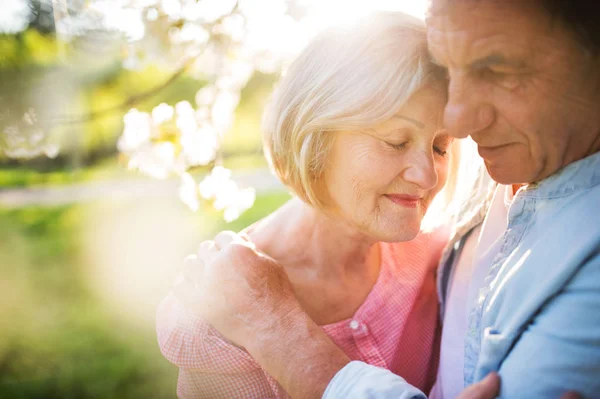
top-left (349, 320), bottom-right (360, 330)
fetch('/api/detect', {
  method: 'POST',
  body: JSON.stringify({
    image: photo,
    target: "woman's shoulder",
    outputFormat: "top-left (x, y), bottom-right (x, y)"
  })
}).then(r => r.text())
top-left (243, 197), bottom-right (301, 257)
top-left (156, 292), bottom-right (259, 373)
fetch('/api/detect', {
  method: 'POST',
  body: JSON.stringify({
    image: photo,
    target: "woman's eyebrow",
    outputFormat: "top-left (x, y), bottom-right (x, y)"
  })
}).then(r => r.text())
top-left (393, 115), bottom-right (424, 129)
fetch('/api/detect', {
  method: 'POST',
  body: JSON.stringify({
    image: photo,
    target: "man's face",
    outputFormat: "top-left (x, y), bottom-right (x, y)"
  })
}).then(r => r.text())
top-left (427, 1), bottom-right (600, 184)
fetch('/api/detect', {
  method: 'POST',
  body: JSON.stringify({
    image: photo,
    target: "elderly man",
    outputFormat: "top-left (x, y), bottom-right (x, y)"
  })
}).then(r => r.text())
top-left (176, 1), bottom-right (600, 398)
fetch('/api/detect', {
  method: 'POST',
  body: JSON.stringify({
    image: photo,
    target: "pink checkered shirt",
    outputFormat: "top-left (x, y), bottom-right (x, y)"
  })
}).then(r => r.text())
top-left (157, 229), bottom-right (448, 398)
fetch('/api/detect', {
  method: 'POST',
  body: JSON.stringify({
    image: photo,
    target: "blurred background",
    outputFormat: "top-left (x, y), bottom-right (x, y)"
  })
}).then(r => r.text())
top-left (0, 1), bottom-right (427, 398)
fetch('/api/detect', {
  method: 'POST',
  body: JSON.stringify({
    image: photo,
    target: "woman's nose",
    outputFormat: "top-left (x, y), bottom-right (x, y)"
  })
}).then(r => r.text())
top-left (402, 152), bottom-right (438, 191)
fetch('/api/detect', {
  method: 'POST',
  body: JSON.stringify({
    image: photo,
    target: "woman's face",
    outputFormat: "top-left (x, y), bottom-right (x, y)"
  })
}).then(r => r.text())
top-left (324, 85), bottom-right (452, 242)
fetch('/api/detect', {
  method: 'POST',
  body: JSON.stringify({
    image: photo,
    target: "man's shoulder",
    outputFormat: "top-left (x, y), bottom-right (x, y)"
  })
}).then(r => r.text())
top-left (484, 183), bottom-right (600, 331)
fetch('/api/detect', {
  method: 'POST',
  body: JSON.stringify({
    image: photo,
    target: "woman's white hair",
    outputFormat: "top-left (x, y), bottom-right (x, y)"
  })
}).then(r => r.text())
top-left (263, 11), bottom-right (455, 225)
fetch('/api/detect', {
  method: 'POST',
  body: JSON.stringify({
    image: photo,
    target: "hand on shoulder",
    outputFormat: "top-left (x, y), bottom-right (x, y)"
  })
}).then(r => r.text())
top-left (173, 230), bottom-right (303, 349)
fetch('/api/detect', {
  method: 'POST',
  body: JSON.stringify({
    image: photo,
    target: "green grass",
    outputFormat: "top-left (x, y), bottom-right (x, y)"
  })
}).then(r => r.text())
top-left (0, 190), bottom-right (291, 399)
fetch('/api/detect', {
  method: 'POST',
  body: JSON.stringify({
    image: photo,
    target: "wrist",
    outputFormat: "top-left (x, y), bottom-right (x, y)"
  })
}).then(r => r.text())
top-left (245, 305), bottom-right (351, 399)
top-left (242, 296), bottom-right (304, 350)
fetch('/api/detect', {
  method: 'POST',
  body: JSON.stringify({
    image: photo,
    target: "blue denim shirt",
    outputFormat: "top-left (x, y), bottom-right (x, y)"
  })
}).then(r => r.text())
top-left (323, 151), bottom-right (600, 399)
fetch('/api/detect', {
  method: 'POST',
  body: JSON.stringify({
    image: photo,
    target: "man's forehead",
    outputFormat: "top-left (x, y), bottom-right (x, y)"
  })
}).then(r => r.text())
top-left (425, 1), bottom-right (550, 66)
top-left (426, 0), bottom-right (551, 31)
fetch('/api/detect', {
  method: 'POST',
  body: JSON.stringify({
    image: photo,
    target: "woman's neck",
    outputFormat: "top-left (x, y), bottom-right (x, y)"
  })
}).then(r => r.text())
top-left (249, 198), bottom-right (380, 283)
top-left (247, 198), bottom-right (382, 324)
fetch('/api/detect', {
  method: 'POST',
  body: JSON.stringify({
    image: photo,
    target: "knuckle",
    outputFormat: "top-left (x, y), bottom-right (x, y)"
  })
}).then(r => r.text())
top-left (214, 230), bottom-right (236, 241)
top-left (199, 240), bottom-right (215, 251)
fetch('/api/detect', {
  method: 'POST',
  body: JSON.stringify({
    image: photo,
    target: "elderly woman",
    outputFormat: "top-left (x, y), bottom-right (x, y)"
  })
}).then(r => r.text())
top-left (157, 11), bottom-right (458, 399)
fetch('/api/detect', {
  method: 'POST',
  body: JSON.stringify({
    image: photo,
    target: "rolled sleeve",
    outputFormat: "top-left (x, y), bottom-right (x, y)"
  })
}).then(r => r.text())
top-left (323, 361), bottom-right (426, 399)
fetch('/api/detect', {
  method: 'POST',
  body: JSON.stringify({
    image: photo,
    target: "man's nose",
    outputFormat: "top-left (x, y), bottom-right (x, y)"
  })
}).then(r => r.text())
top-left (444, 73), bottom-right (495, 138)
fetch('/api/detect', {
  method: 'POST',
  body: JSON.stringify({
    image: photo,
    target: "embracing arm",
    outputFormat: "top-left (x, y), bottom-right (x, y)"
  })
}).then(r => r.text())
top-left (156, 293), bottom-right (275, 398)
top-left (177, 232), bottom-right (507, 399)
top-left (243, 303), bottom-right (353, 398)
top-left (496, 253), bottom-right (600, 398)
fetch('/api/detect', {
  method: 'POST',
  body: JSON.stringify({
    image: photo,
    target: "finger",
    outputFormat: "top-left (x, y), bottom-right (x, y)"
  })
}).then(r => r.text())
top-left (214, 231), bottom-right (244, 249)
top-left (238, 230), bottom-right (252, 241)
top-left (456, 372), bottom-right (500, 399)
top-left (199, 240), bottom-right (216, 251)
top-left (174, 254), bottom-right (203, 286)
top-left (560, 392), bottom-right (581, 399)
top-left (183, 255), bottom-right (204, 286)
top-left (237, 231), bottom-right (258, 251)
top-left (198, 240), bottom-right (218, 261)
top-left (173, 279), bottom-right (199, 310)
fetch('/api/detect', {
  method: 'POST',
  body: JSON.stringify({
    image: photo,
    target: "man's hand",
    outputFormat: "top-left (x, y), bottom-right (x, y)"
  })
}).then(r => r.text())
top-left (174, 230), bottom-right (301, 348)
top-left (174, 230), bottom-right (351, 398)
top-left (455, 373), bottom-right (581, 399)
top-left (455, 373), bottom-right (500, 399)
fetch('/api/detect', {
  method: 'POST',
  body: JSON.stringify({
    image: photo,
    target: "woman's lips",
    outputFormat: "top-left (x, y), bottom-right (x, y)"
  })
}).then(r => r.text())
top-left (384, 194), bottom-right (422, 208)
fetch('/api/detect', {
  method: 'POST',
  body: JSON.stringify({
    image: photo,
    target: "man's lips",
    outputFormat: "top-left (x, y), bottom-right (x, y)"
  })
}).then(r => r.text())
top-left (477, 143), bottom-right (515, 159)
top-left (384, 194), bottom-right (422, 208)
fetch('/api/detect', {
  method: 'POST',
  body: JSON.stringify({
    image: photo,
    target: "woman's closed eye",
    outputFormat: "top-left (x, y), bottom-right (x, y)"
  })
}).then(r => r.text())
top-left (385, 141), bottom-right (448, 157)
top-left (386, 141), bottom-right (407, 150)
top-left (433, 133), bottom-right (453, 157)
top-left (433, 145), bottom-right (448, 157)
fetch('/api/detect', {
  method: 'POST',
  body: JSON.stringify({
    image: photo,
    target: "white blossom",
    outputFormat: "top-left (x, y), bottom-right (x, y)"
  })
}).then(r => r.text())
top-left (197, 166), bottom-right (256, 222)
top-left (44, 144), bottom-right (61, 159)
top-left (198, 166), bottom-right (232, 199)
top-left (178, 172), bottom-right (200, 211)
top-left (211, 91), bottom-right (240, 134)
top-left (127, 141), bottom-right (176, 179)
top-left (195, 86), bottom-right (217, 107)
top-left (151, 103), bottom-right (175, 125)
top-left (118, 109), bottom-right (152, 153)
top-left (180, 125), bottom-right (219, 166)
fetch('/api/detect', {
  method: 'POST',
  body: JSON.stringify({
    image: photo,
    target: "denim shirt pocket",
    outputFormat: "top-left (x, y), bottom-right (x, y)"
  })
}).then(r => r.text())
top-left (473, 327), bottom-right (515, 383)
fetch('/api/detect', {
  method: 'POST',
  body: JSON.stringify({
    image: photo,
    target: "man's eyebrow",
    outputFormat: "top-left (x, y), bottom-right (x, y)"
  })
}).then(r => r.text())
top-left (470, 54), bottom-right (526, 69)
top-left (393, 115), bottom-right (425, 129)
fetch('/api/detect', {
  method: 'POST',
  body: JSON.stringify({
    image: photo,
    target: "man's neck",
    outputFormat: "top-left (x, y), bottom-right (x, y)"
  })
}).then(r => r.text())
top-left (511, 184), bottom-right (523, 196)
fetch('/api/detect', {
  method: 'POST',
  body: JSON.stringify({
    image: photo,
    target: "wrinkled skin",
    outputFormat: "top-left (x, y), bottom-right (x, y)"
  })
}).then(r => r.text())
top-left (427, 1), bottom-right (600, 184)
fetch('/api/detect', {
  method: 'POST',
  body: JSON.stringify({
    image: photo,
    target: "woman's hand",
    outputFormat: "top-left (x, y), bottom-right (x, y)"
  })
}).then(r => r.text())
top-left (173, 230), bottom-right (302, 348)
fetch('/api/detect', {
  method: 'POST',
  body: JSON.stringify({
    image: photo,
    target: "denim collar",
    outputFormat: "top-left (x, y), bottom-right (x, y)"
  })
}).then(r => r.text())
top-left (518, 151), bottom-right (600, 200)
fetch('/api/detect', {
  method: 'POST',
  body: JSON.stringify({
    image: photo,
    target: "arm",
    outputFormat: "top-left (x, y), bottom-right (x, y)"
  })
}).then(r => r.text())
top-left (245, 304), bottom-right (354, 398)
top-left (175, 235), bottom-right (352, 398)
top-left (177, 232), bottom-right (507, 399)
top-left (497, 253), bottom-right (600, 398)
top-left (156, 293), bottom-right (275, 398)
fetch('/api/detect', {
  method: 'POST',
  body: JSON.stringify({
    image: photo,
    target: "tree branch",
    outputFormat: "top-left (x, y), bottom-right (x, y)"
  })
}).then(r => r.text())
top-left (50, 56), bottom-right (197, 126)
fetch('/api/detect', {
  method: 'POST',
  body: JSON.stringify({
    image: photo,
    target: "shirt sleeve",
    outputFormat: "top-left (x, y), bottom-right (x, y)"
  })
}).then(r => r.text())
top-left (323, 361), bottom-right (427, 399)
top-left (156, 292), bottom-right (277, 398)
top-left (496, 253), bottom-right (600, 398)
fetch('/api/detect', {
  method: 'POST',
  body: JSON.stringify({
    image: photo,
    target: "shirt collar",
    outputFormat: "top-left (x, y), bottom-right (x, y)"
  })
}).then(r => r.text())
top-left (518, 151), bottom-right (600, 199)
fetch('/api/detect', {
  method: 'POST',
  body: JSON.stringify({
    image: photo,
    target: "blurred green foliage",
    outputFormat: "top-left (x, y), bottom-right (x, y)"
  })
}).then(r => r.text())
top-left (0, 17), bottom-right (291, 398)
top-left (0, 190), bottom-right (292, 399)
top-left (0, 26), bottom-right (278, 181)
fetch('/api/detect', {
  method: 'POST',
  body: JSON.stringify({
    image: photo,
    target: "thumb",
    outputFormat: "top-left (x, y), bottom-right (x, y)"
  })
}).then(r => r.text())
top-left (456, 372), bottom-right (500, 399)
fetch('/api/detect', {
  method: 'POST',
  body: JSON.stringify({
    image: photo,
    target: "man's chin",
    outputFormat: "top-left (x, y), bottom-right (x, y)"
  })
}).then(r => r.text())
top-left (484, 161), bottom-right (534, 185)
